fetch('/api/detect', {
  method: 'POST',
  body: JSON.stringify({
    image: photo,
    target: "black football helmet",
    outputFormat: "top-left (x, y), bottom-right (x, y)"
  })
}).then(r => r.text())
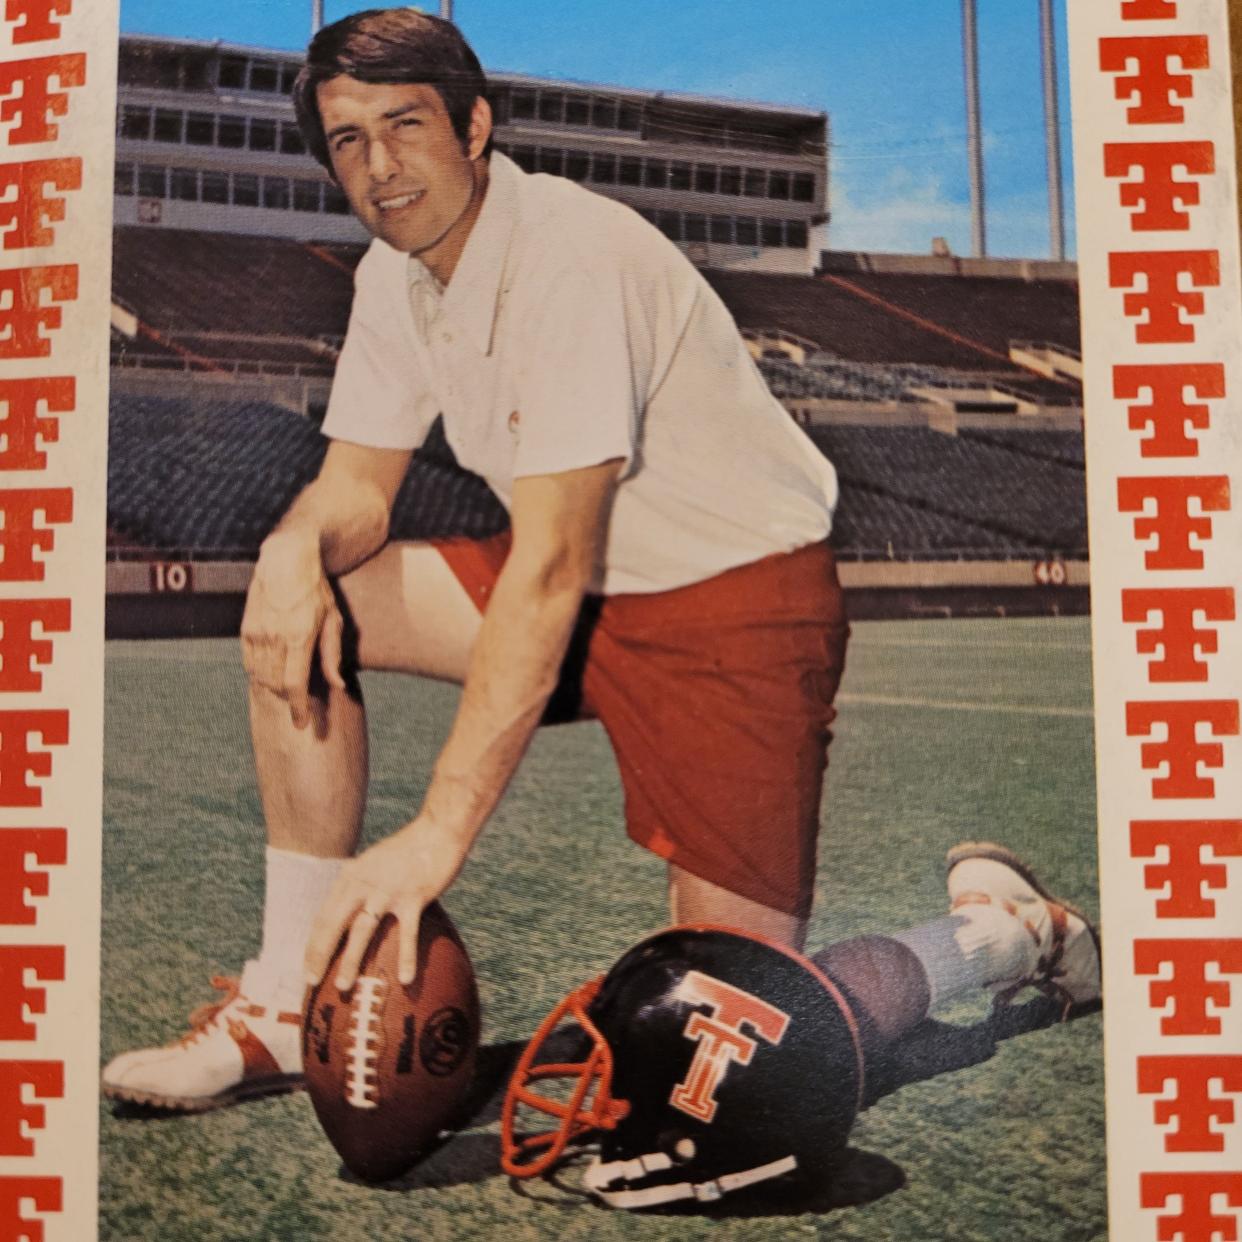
top-left (501, 925), bottom-right (865, 1209)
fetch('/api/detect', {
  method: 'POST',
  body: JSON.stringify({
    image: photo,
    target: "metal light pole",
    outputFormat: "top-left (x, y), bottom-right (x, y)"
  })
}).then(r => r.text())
top-left (311, 1), bottom-right (452, 35)
top-left (961, 0), bottom-right (987, 258)
top-left (1039, 0), bottom-right (1066, 261)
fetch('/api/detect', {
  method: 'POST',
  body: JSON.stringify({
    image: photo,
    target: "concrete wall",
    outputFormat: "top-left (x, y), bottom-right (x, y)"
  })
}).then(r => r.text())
top-left (113, 195), bottom-right (369, 245)
top-left (781, 397), bottom-right (1083, 431)
top-left (104, 557), bottom-right (1091, 637)
top-left (109, 368), bottom-right (332, 418)
top-left (819, 249), bottom-right (1079, 282)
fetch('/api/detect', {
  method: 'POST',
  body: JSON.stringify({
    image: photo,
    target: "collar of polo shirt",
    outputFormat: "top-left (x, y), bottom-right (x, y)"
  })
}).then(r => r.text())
top-left (405, 152), bottom-right (522, 357)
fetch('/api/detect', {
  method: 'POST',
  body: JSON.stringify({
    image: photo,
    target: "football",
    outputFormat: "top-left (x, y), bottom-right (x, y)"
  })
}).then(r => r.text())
top-left (302, 902), bottom-right (480, 1183)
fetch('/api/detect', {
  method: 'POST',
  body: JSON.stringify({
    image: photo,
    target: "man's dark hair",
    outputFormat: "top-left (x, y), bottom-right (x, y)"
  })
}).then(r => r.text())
top-left (292, 8), bottom-right (490, 173)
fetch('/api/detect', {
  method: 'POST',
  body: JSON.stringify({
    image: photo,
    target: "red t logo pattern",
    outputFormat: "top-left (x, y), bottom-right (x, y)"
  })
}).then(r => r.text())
top-left (669, 971), bottom-right (790, 1124)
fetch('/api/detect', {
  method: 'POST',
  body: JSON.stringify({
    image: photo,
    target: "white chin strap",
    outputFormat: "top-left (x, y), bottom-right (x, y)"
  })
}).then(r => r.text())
top-left (583, 1151), bottom-right (798, 1210)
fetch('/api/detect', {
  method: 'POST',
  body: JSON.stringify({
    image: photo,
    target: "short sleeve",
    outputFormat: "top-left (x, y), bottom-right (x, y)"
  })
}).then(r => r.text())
top-left (510, 263), bottom-right (647, 480)
top-left (320, 247), bottom-right (438, 450)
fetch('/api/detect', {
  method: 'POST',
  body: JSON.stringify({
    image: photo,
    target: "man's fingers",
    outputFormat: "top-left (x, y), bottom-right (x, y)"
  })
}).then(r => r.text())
top-left (318, 606), bottom-right (348, 692)
top-left (304, 886), bottom-right (359, 985)
top-left (335, 908), bottom-right (383, 992)
top-left (240, 626), bottom-right (271, 684)
top-left (394, 901), bottom-right (424, 987)
top-left (282, 639), bottom-right (316, 727)
top-left (242, 631), bottom-right (291, 702)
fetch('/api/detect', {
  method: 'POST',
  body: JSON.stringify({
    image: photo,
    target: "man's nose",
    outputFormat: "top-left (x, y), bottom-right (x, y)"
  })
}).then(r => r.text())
top-left (367, 135), bottom-right (400, 181)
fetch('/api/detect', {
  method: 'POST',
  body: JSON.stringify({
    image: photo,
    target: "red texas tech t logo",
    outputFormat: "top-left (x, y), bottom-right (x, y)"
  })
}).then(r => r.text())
top-left (669, 971), bottom-right (790, 1123)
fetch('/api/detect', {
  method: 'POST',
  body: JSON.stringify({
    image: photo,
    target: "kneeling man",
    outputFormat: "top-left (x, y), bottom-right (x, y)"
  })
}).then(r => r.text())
top-left (107, 9), bottom-right (927, 1109)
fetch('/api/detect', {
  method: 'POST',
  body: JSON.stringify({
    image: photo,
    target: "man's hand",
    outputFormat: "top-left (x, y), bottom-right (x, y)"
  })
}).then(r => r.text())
top-left (240, 441), bottom-right (412, 727)
top-left (240, 534), bottom-right (347, 728)
top-left (304, 817), bottom-right (469, 990)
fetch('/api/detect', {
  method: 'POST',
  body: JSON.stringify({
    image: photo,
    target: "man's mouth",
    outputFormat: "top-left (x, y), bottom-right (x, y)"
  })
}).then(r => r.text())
top-left (375, 190), bottom-right (425, 212)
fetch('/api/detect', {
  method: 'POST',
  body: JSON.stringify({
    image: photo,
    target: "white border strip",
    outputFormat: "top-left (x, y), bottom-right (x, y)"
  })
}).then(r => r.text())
top-left (1069, 2), bottom-right (1242, 1238)
top-left (0, 1), bottom-right (117, 1239)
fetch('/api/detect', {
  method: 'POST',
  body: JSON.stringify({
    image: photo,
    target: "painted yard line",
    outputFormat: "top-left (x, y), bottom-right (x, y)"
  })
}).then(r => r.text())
top-left (837, 692), bottom-right (1094, 719)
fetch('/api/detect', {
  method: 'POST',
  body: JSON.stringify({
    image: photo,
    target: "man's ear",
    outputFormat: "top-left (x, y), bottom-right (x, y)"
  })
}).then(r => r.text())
top-left (467, 95), bottom-right (493, 161)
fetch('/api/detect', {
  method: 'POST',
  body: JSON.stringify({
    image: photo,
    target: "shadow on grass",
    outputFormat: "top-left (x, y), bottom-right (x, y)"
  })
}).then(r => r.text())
top-left (872, 994), bottom-right (1099, 1104)
top-left (339, 1132), bottom-right (504, 1192)
top-left (106, 995), bottom-right (1095, 1220)
top-left (106, 1081), bottom-right (306, 1122)
top-left (501, 1145), bottom-right (907, 1217)
top-left (431, 995), bottom-right (1098, 1216)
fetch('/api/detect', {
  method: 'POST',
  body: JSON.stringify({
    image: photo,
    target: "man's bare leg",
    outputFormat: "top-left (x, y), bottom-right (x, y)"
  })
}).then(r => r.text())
top-left (668, 864), bottom-right (807, 951)
top-left (250, 540), bottom-right (483, 860)
top-left (99, 541), bottom-right (486, 1110)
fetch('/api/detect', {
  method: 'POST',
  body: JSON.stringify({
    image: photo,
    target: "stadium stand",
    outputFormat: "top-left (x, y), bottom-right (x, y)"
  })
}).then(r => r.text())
top-left (829, 486), bottom-right (1021, 560)
top-left (107, 393), bottom-right (1084, 565)
top-left (106, 224), bottom-right (1089, 620)
top-left (759, 356), bottom-right (960, 403)
top-left (808, 424), bottom-right (1087, 559)
top-left (818, 261), bottom-right (1081, 362)
top-left (111, 227), bottom-right (1080, 395)
top-left (107, 396), bottom-right (506, 560)
top-left (957, 426), bottom-right (1086, 469)
top-left (707, 265), bottom-right (1081, 407)
top-left (111, 227), bottom-right (361, 340)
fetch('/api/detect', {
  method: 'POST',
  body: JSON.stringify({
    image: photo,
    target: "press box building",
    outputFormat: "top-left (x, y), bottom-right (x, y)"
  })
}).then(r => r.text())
top-left (113, 33), bottom-right (830, 274)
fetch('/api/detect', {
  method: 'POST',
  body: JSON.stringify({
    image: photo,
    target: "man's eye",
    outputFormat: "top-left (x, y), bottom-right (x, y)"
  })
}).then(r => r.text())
top-left (333, 134), bottom-right (357, 150)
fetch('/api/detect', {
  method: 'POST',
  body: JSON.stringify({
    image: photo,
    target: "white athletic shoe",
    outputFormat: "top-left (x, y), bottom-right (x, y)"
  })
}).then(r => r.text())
top-left (946, 841), bottom-right (1102, 1018)
top-left (102, 961), bottom-right (304, 1111)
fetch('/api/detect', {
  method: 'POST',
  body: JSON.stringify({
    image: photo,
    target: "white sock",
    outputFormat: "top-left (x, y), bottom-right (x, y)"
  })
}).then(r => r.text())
top-left (892, 905), bottom-right (1035, 1011)
top-left (253, 846), bottom-right (345, 993)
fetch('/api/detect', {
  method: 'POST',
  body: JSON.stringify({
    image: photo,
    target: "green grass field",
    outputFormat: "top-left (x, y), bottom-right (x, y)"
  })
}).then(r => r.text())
top-left (100, 616), bottom-right (1104, 1242)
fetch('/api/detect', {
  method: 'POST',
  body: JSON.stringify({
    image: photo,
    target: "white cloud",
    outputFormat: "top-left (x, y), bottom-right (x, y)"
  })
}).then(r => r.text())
top-left (828, 166), bottom-right (970, 256)
top-left (827, 165), bottom-right (1077, 260)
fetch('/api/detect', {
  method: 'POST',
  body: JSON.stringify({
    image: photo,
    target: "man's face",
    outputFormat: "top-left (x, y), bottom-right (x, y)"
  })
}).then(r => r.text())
top-left (318, 77), bottom-right (490, 283)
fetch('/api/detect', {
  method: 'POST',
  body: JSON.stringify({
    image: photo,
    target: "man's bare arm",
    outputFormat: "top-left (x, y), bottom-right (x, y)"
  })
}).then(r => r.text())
top-left (265, 440), bottom-right (413, 574)
top-left (305, 457), bottom-right (622, 988)
top-left (241, 441), bottom-right (413, 726)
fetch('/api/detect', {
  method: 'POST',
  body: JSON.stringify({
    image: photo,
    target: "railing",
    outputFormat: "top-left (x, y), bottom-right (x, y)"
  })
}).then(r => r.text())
top-left (161, 330), bottom-right (333, 350)
top-left (907, 374), bottom-right (1036, 406)
top-left (105, 543), bottom-right (1090, 565)
top-left (110, 353), bottom-right (334, 379)
top-left (1010, 339), bottom-right (1081, 361)
top-left (743, 326), bottom-right (823, 356)
top-left (831, 545), bottom-right (1090, 563)
top-left (107, 545), bottom-right (256, 563)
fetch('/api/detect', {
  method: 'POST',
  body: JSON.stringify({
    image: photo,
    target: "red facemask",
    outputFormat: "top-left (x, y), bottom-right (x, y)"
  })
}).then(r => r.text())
top-left (500, 976), bottom-right (631, 1178)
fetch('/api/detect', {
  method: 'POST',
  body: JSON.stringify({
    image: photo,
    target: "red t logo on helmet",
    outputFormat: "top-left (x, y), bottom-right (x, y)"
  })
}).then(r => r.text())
top-left (669, 971), bottom-right (790, 1123)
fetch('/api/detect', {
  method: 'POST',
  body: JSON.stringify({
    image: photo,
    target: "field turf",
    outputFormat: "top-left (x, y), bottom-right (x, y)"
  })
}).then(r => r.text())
top-left (101, 616), bottom-right (1104, 1241)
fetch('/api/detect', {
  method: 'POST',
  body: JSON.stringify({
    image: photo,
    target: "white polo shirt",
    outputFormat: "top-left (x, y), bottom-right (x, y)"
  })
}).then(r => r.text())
top-left (322, 152), bottom-right (838, 595)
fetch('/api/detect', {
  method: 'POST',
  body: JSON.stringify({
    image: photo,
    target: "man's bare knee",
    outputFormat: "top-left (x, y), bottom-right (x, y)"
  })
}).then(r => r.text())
top-left (335, 541), bottom-right (482, 680)
top-left (668, 864), bottom-right (808, 951)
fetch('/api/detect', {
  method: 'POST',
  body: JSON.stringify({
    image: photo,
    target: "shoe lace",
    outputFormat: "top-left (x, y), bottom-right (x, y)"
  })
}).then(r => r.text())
top-left (994, 962), bottom-right (1074, 1020)
top-left (177, 976), bottom-right (243, 1046)
top-left (994, 905), bottom-right (1075, 1021)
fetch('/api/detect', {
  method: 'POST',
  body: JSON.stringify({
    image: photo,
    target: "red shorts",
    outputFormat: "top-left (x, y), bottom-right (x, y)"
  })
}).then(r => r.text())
top-left (435, 533), bottom-right (849, 919)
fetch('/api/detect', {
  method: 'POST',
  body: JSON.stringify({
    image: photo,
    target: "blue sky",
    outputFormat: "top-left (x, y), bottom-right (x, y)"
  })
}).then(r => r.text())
top-left (119, 1), bottom-right (1076, 259)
